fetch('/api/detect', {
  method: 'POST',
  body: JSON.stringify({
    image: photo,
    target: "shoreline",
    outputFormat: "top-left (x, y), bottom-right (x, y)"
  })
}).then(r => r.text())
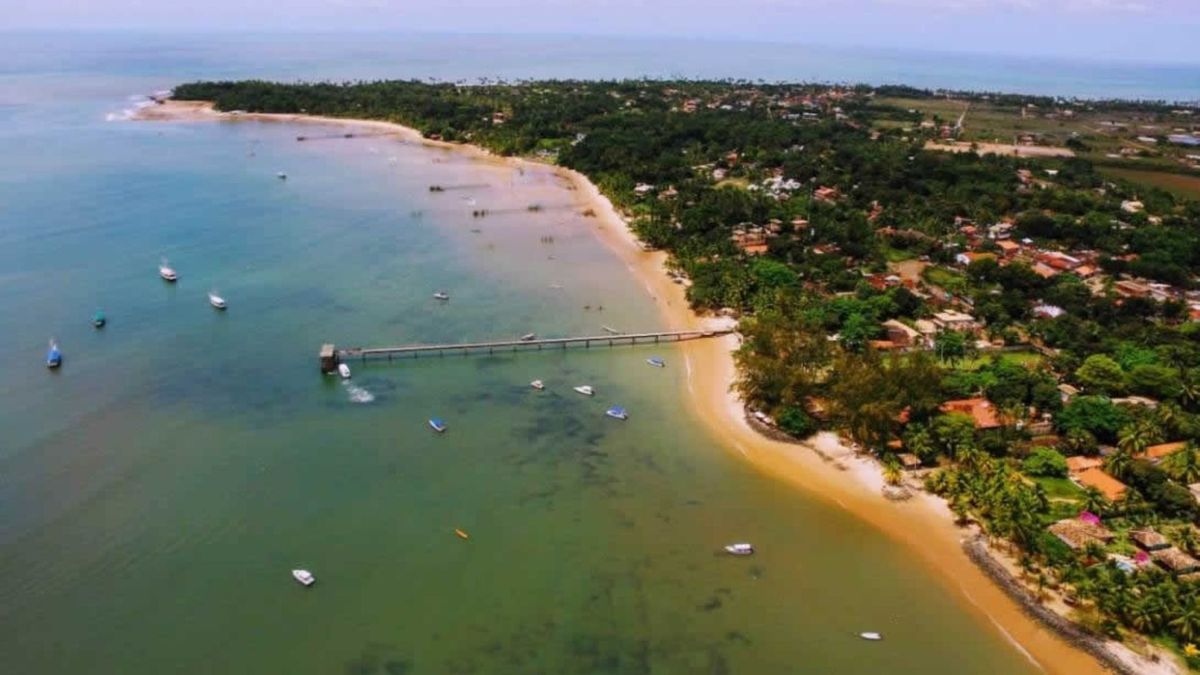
top-left (135, 99), bottom-right (1174, 674)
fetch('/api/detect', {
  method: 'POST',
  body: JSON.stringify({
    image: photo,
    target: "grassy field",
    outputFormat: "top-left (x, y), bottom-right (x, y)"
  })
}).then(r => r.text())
top-left (1032, 476), bottom-right (1085, 501)
top-left (922, 265), bottom-right (966, 291)
top-left (958, 349), bottom-right (1045, 371)
top-left (1100, 167), bottom-right (1200, 201)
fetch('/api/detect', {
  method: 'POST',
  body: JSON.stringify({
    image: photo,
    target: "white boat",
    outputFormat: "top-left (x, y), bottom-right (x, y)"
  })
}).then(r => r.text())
top-left (433, 291), bottom-right (450, 301)
top-left (520, 333), bottom-right (537, 342)
top-left (277, 171), bottom-right (288, 180)
top-left (605, 406), bottom-right (628, 420)
top-left (601, 325), bottom-right (621, 335)
top-left (530, 379), bottom-right (545, 390)
top-left (159, 258), bottom-right (177, 282)
top-left (724, 543), bottom-right (754, 556)
top-left (859, 632), bottom-right (882, 641)
top-left (208, 291), bottom-right (227, 310)
top-left (573, 385), bottom-right (594, 396)
top-left (292, 569), bottom-right (315, 586)
top-left (429, 417), bottom-right (447, 433)
top-left (338, 363), bottom-right (351, 379)
top-left (646, 357), bottom-right (666, 368)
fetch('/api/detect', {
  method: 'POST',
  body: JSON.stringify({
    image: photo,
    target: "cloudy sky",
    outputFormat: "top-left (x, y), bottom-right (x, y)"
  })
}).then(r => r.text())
top-left (5, 0), bottom-right (1197, 63)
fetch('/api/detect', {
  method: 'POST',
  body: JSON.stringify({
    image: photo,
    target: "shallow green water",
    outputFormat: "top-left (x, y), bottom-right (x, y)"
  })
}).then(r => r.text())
top-left (0, 34), bottom-right (1047, 675)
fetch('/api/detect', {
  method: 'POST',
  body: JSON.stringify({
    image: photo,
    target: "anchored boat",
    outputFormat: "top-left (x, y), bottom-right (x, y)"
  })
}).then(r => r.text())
top-left (92, 310), bottom-right (106, 328)
top-left (859, 632), bottom-right (882, 641)
top-left (520, 333), bottom-right (537, 342)
top-left (46, 340), bottom-right (62, 369)
top-left (433, 291), bottom-right (450, 301)
top-left (429, 417), bottom-right (447, 433)
top-left (573, 385), bottom-right (594, 396)
top-left (292, 569), bottom-right (315, 587)
top-left (208, 290), bottom-right (227, 310)
top-left (159, 258), bottom-right (177, 282)
top-left (337, 363), bottom-right (351, 379)
top-left (723, 543), bottom-right (754, 556)
top-left (605, 406), bottom-right (628, 420)
top-left (530, 379), bottom-right (545, 390)
top-left (646, 357), bottom-right (665, 368)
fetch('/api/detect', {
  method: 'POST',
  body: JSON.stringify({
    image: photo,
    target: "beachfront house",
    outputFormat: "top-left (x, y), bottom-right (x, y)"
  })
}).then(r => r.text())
top-left (1049, 517), bottom-right (1115, 551)
top-left (1071, 467), bottom-right (1128, 502)
top-left (939, 398), bottom-right (1002, 430)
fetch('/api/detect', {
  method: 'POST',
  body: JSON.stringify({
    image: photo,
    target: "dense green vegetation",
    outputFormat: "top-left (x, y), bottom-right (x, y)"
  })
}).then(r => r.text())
top-left (172, 79), bottom-right (1200, 662)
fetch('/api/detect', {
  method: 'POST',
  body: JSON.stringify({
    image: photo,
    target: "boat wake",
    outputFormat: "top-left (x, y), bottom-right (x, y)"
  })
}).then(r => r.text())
top-left (343, 381), bottom-right (375, 404)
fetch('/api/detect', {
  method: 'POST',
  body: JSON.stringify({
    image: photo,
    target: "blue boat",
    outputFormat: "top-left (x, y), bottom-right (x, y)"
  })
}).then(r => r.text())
top-left (646, 357), bottom-right (665, 368)
top-left (92, 310), bottom-right (106, 328)
top-left (605, 406), bottom-right (628, 421)
top-left (429, 417), bottom-right (447, 433)
top-left (46, 340), bottom-right (62, 369)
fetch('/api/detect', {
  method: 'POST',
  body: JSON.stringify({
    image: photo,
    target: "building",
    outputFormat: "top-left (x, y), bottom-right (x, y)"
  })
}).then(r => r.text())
top-left (1141, 441), bottom-right (1186, 464)
top-left (931, 310), bottom-right (979, 333)
top-left (1072, 467), bottom-right (1128, 501)
top-left (881, 319), bottom-right (920, 348)
top-left (1120, 200), bottom-right (1145, 214)
top-left (1066, 455), bottom-right (1103, 474)
top-left (939, 398), bottom-right (1002, 429)
top-left (1130, 529), bottom-right (1172, 552)
top-left (1152, 548), bottom-right (1200, 576)
top-left (996, 239), bottom-right (1021, 258)
top-left (1048, 517), bottom-right (1115, 551)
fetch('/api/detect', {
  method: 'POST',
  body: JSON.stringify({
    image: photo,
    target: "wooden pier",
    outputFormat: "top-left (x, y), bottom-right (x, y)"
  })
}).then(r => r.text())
top-left (319, 329), bottom-right (732, 372)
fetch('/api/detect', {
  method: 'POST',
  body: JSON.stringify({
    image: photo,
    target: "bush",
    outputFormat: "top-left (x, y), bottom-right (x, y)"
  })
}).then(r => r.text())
top-left (777, 406), bottom-right (818, 439)
top-left (1023, 446), bottom-right (1068, 477)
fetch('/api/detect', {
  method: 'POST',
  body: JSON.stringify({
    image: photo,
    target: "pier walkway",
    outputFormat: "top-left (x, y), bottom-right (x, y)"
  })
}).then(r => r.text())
top-left (319, 329), bottom-right (732, 372)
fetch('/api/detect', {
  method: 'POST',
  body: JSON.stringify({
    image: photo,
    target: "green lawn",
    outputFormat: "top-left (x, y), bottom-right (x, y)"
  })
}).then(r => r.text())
top-left (881, 245), bottom-right (917, 263)
top-left (1032, 476), bottom-right (1084, 501)
top-left (956, 349), bottom-right (1045, 371)
top-left (922, 265), bottom-right (965, 289)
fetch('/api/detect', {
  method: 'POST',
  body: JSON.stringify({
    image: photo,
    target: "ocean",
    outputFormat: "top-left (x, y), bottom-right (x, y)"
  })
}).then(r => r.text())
top-left (2, 30), bottom-right (1183, 674)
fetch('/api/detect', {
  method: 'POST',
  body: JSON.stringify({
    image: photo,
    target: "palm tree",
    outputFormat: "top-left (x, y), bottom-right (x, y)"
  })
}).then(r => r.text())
top-left (1163, 442), bottom-right (1200, 484)
top-left (1176, 526), bottom-right (1200, 557)
top-left (1082, 486), bottom-right (1109, 515)
top-left (882, 457), bottom-right (903, 486)
top-left (1171, 601), bottom-right (1200, 643)
top-left (1117, 419), bottom-right (1162, 458)
top-left (1105, 448), bottom-right (1134, 480)
top-left (1064, 428), bottom-right (1098, 456)
top-left (1130, 596), bottom-right (1165, 634)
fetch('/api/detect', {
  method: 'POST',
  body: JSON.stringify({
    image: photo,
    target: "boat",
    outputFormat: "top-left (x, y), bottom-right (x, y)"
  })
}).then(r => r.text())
top-left (605, 406), bottom-right (628, 420)
top-left (573, 385), bottom-right (594, 396)
top-left (646, 357), bottom-right (666, 368)
top-left (338, 363), bottom-right (351, 379)
top-left (859, 632), bottom-right (882, 641)
top-left (46, 340), bottom-right (62, 369)
top-left (455, 528), bottom-right (470, 540)
top-left (159, 258), bottom-right (177, 282)
top-left (520, 333), bottom-right (537, 342)
top-left (291, 569), bottom-right (315, 587)
top-left (601, 325), bottom-right (621, 335)
top-left (723, 543), bottom-right (754, 556)
top-left (208, 291), bottom-right (227, 310)
top-left (429, 417), bottom-right (447, 433)
top-left (276, 171), bottom-right (287, 180)
top-left (433, 291), bottom-right (450, 301)
top-left (92, 310), bottom-right (106, 328)
top-left (530, 379), bottom-right (545, 390)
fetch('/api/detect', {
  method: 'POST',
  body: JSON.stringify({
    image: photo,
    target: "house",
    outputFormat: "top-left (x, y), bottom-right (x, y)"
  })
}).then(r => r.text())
top-left (1032, 304), bottom-right (1066, 319)
top-left (1066, 455), bottom-right (1103, 474)
top-left (1120, 200), bottom-right (1145, 214)
top-left (914, 320), bottom-right (938, 346)
top-left (1141, 441), bottom-right (1186, 464)
top-left (996, 239), bottom-right (1021, 258)
top-left (1058, 383), bottom-right (1080, 402)
top-left (1048, 517), bottom-right (1115, 551)
top-left (931, 310), bottom-right (979, 333)
top-left (1073, 264), bottom-right (1098, 279)
top-left (1072, 467), bottom-right (1128, 501)
top-left (634, 183), bottom-right (655, 196)
top-left (1189, 483), bottom-right (1200, 504)
top-left (1152, 548), bottom-right (1200, 576)
top-left (898, 453), bottom-right (923, 470)
top-left (882, 319), bottom-right (920, 348)
top-left (1114, 279), bottom-right (1152, 299)
top-left (939, 398), bottom-right (1002, 429)
top-left (1130, 529), bottom-right (1172, 552)
top-left (1032, 262), bottom-right (1060, 279)
top-left (813, 186), bottom-right (841, 203)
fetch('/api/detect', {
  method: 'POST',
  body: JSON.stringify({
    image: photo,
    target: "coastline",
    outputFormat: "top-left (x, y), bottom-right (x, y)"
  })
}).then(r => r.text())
top-left (135, 99), bottom-right (1175, 674)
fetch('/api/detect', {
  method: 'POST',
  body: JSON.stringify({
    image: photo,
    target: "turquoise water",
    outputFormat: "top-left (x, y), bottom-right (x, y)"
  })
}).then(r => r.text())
top-left (0, 32), bottom-right (1117, 674)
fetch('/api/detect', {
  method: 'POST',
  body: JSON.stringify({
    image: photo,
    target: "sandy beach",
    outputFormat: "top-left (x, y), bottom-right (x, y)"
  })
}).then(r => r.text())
top-left (137, 99), bottom-right (1174, 674)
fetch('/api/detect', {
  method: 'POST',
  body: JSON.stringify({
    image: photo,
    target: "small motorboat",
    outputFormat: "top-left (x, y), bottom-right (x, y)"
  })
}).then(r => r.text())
top-left (46, 340), bottom-right (63, 369)
top-left (276, 171), bottom-right (288, 180)
top-left (159, 258), bottom-right (177, 282)
top-left (429, 417), bottom-right (447, 433)
top-left (605, 406), bottom-right (628, 420)
top-left (292, 569), bottom-right (315, 587)
top-left (646, 357), bottom-right (665, 368)
top-left (337, 363), bottom-right (351, 379)
top-left (601, 325), bottom-right (621, 335)
top-left (573, 385), bottom-right (594, 396)
top-left (723, 543), bottom-right (754, 556)
top-left (530, 379), bottom-right (545, 390)
top-left (520, 333), bottom-right (537, 342)
top-left (208, 291), bottom-right (227, 310)
top-left (433, 291), bottom-right (450, 301)
top-left (859, 632), bottom-right (882, 641)
top-left (455, 528), bottom-right (470, 540)
top-left (92, 310), bottom-right (106, 328)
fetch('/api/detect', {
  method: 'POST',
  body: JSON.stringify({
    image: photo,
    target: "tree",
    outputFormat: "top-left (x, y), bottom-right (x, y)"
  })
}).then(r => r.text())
top-left (1082, 486), bottom-right (1110, 515)
top-left (1162, 443), bottom-right (1200, 484)
top-left (935, 330), bottom-right (968, 364)
top-left (1022, 447), bottom-right (1068, 478)
top-left (1074, 354), bottom-right (1126, 395)
top-left (1056, 396), bottom-right (1132, 444)
top-left (1129, 364), bottom-right (1183, 400)
top-left (1117, 419), bottom-right (1163, 458)
top-left (1172, 601), bottom-right (1200, 644)
top-left (777, 406), bottom-right (818, 439)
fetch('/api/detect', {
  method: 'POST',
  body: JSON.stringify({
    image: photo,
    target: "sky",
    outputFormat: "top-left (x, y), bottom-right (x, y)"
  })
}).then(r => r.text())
top-left (4, 0), bottom-right (1199, 64)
